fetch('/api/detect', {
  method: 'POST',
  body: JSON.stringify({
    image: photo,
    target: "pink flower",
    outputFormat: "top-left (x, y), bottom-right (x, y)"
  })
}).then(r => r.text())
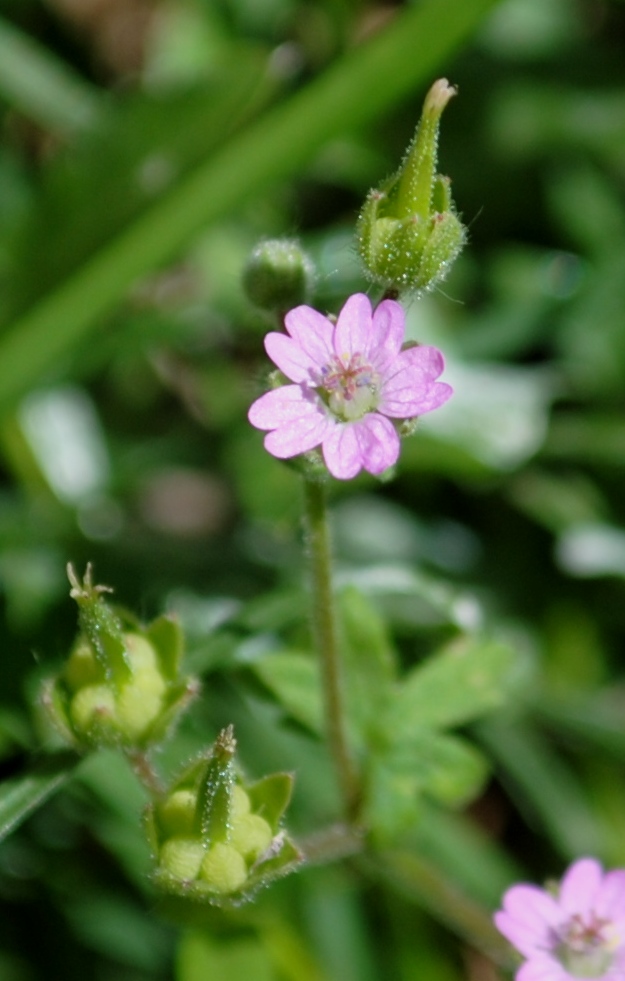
top-left (248, 293), bottom-right (452, 480)
top-left (494, 858), bottom-right (625, 981)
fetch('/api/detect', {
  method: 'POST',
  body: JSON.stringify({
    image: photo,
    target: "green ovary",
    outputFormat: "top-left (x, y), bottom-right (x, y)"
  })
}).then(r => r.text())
top-left (229, 814), bottom-right (273, 861)
top-left (230, 785), bottom-right (251, 819)
top-left (126, 633), bottom-right (160, 673)
top-left (69, 684), bottom-right (116, 732)
top-left (64, 640), bottom-right (105, 691)
top-left (158, 790), bottom-right (197, 837)
top-left (159, 837), bottom-right (205, 881)
top-left (199, 843), bottom-right (248, 894)
top-left (116, 682), bottom-right (163, 739)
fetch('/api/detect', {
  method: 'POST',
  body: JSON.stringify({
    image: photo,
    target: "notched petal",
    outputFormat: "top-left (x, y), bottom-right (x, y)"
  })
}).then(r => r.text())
top-left (248, 385), bottom-right (318, 429)
top-left (356, 415), bottom-right (399, 474)
top-left (265, 413), bottom-right (332, 459)
top-left (370, 299), bottom-right (405, 361)
top-left (322, 424), bottom-right (362, 480)
top-left (264, 333), bottom-right (319, 383)
top-left (284, 305), bottom-right (334, 365)
top-left (333, 293), bottom-right (373, 361)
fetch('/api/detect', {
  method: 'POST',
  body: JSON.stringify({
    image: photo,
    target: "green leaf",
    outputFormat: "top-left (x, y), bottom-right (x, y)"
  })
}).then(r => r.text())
top-left (0, 750), bottom-right (78, 842)
top-left (252, 652), bottom-right (323, 735)
top-left (251, 594), bottom-right (399, 749)
top-left (0, 16), bottom-right (101, 133)
top-left (255, 919), bottom-right (329, 981)
top-left (364, 756), bottom-right (423, 841)
top-left (177, 930), bottom-right (277, 981)
top-left (394, 635), bottom-right (518, 732)
top-left (414, 802), bottom-right (522, 909)
top-left (393, 730), bottom-right (489, 808)
top-left (360, 848), bottom-right (510, 961)
top-left (364, 730), bottom-right (488, 840)
top-left (4, 59), bottom-right (271, 324)
top-left (476, 717), bottom-right (605, 859)
top-left (535, 688), bottom-right (625, 758)
top-left (339, 586), bottom-right (397, 735)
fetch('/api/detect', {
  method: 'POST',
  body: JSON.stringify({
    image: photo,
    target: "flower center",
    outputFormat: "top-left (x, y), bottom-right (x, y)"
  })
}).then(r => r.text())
top-left (317, 354), bottom-right (380, 422)
top-left (555, 912), bottom-right (619, 978)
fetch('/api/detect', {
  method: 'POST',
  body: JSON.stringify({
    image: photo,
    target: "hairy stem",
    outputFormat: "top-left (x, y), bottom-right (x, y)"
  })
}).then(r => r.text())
top-left (126, 750), bottom-right (164, 798)
top-left (303, 477), bottom-right (360, 822)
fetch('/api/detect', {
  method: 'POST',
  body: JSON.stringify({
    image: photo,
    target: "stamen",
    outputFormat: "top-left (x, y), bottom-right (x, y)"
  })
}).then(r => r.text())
top-left (317, 354), bottom-right (380, 421)
top-left (556, 911), bottom-right (618, 978)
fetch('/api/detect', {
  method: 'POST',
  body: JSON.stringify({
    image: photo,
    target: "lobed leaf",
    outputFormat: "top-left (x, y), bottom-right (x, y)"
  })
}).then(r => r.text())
top-left (393, 635), bottom-right (519, 732)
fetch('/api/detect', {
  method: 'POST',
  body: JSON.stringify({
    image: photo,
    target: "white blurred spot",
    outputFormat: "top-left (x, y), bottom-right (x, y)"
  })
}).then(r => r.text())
top-left (423, 361), bottom-right (556, 471)
top-left (20, 386), bottom-right (109, 504)
top-left (556, 523), bottom-right (625, 578)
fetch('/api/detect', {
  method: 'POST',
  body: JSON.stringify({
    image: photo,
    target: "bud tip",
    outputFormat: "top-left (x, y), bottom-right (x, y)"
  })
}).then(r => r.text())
top-left (424, 78), bottom-right (457, 116)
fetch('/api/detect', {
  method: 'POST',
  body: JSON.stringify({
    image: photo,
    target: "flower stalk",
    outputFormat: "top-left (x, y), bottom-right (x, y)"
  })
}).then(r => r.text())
top-left (303, 476), bottom-right (361, 823)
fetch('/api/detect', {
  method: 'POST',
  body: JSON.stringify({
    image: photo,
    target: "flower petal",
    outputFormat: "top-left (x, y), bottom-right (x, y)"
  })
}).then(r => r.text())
top-left (517, 955), bottom-right (570, 981)
top-left (379, 346), bottom-right (452, 417)
top-left (379, 371), bottom-right (452, 416)
top-left (369, 299), bottom-right (405, 363)
top-left (333, 293), bottom-right (373, 363)
top-left (495, 885), bottom-right (561, 958)
top-left (321, 415), bottom-right (399, 480)
top-left (321, 424), bottom-right (362, 480)
top-left (355, 415), bottom-right (400, 474)
top-left (610, 947), bottom-right (625, 975)
top-left (264, 412), bottom-right (333, 459)
top-left (559, 858), bottom-right (603, 915)
top-left (284, 304), bottom-right (334, 366)
top-left (248, 385), bottom-right (319, 429)
top-left (399, 344), bottom-right (447, 378)
top-left (264, 332), bottom-right (320, 383)
top-left (595, 870), bottom-right (625, 923)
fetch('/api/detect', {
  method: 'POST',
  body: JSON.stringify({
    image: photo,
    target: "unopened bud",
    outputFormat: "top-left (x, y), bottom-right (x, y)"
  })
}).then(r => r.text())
top-left (243, 238), bottom-right (315, 312)
top-left (356, 78), bottom-right (466, 295)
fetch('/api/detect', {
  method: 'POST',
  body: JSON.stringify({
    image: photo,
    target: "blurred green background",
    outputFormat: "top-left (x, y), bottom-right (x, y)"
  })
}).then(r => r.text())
top-left (0, 0), bottom-right (624, 978)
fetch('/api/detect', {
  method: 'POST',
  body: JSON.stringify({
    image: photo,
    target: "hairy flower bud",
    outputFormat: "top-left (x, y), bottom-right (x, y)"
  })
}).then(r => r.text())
top-left (356, 79), bottom-right (466, 295)
top-left (243, 238), bottom-right (315, 312)
top-left (146, 727), bottom-right (301, 908)
top-left (40, 564), bottom-right (198, 751)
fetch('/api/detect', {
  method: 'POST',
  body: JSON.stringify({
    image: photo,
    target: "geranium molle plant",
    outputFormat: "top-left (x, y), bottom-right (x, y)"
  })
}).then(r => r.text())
top-left (248, 292), bottom-right (451, 480)
top-left (494, 857), bottom-right (625, 981)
